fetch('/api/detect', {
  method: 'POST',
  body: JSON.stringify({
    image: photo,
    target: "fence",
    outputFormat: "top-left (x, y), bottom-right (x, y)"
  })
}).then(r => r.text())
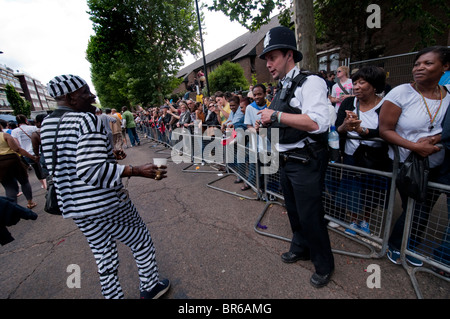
top-left (400, 182), bottom-right (450, 298)
top-left (139, 126), bottom-right (449, 299)
top-left (348, 52), bottom-right (417, 88)
top-left (256, 136), bottom-right (397, 260)
top-left (348, 47), bottom-right (450, 89)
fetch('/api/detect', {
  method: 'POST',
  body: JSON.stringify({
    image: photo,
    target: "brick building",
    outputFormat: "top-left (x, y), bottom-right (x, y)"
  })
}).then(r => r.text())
top-left (174, 14), bottom-right (282, 96)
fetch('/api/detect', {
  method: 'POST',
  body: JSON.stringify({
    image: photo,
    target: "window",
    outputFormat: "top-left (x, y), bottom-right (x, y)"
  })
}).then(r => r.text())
top-left (330, 53), bottom-right (340, 71)
top-left (319, 56), bottom-right (328, 71)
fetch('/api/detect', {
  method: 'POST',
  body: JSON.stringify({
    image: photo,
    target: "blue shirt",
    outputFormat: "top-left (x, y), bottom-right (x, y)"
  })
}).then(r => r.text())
top-left (439, 71), bottom-right (450, 85)
top-left (225, 107), bottom-right (246, 130)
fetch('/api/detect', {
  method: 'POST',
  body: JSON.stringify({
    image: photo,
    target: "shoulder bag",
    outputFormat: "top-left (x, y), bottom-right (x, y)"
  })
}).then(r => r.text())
top-left (337, 80), bottom-right (350, 95)
top-left (44, 114), bottom-right (66, 215)
top-left (352, 100), bottom-right (390, 171)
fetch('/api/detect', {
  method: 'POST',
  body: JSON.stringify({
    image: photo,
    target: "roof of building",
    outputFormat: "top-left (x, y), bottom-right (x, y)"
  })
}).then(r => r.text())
top-left (176, 14), bottom-right (282, 80)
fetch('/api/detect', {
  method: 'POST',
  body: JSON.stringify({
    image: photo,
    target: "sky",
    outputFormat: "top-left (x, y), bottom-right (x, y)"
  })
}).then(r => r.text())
top-left (0, 0), bottom-right (248, 96)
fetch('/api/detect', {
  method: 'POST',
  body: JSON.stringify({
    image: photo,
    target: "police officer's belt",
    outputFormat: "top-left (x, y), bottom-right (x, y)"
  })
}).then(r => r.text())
top-left (279, 142), bottom-right (326, 165)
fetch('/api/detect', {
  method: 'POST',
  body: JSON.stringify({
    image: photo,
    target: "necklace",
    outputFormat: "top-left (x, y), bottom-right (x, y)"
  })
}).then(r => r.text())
top-left (415, 83), bottom-right (443, 131)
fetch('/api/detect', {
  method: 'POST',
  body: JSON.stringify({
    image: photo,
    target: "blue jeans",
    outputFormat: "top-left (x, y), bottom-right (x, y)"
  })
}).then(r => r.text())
top-left (127, 127), bottom-right (140, 146)
top-left (389, 166), bottom-right (441, 251)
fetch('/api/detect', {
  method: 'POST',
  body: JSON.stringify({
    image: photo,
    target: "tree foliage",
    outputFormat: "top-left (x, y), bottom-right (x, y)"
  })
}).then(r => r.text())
top-left (314, 0), bottom-right (381, 61)
top-left (315, 0), bottom-right (449, 60)
top-left (389, 0), bottom-right (450, 50)
top-left (209, 0), bottom-right (448, 69)
top-left (208, 0), bottom-right (291, 32)
top-left (208, 0), bottom-right (319, 71)
top-left (5, 83), bottom-right (31, 117)
top-left (207, 61), bottom-right (249, 93)
top-left (86, 0), bottom-right (202, 109)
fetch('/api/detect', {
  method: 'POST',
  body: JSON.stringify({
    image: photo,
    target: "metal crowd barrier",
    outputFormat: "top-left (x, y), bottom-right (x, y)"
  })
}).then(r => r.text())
top-left (400, 181), bottom-right (450, 299)
top-left (139, 125), bottom-right (449, 298)
top-left (172, 125), bottom-right (227, 174)
top-left (255, 137), bottom-right (397, 260)
top-left (138, 122), bottom-right (174, 163)
top-left (207, 130), bottom-right (263, 200)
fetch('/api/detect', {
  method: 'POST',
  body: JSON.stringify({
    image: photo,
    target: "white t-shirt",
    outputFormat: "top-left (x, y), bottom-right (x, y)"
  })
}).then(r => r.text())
top-left (331, 78), bottom-right (353, 112)
top-left (384, 83), bottom-right (450, 167)
top-left (244, 103), bottom-right (269, 152)
top-left (244, 102), bottom-right (264, 127)
top-left (11, 124), bottom-right (38, 155)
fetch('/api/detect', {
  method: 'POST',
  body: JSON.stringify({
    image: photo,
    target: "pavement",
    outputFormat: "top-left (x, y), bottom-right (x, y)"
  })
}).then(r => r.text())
top-left (1, 135), bottom-right (449, 302)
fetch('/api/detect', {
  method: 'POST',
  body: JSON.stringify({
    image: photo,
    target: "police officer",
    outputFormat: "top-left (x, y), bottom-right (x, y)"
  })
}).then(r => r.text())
top-left (258, 26), bottom-right (335, 288)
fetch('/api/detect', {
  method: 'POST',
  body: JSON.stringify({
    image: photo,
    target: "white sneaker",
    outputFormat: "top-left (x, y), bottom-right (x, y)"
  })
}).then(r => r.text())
top-left (328, 221), bottom-right (339, 228)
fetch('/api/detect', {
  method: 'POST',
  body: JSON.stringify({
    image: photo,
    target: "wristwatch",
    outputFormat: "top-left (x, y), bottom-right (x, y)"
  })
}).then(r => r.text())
top-left (270, 111), bottom-right (279, 123)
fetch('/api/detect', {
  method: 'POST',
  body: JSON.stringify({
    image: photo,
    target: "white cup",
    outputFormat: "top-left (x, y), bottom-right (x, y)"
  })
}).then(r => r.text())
top-left (153, 158), bottom-right (167, 167)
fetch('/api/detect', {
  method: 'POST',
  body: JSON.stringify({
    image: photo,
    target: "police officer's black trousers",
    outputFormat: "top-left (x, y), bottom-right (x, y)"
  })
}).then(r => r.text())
top-left (279, 147), bottom-right (335, 275)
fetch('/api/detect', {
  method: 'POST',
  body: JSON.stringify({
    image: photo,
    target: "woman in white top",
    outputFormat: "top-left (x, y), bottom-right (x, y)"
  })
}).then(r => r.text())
top-left (11, 114), bottom-right (47, 189)
top-left (379, 46), bottom-right (450, 266)
top-left (334, 65), bottom-right (390, 236)
top-left (330, 65), bottom-right (353, 113)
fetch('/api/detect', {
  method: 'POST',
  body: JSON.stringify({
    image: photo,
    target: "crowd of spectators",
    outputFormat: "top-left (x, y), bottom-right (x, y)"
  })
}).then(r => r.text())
top-left (1, 45), bottom-right (448, 277)
top-left (124, 46), bottom-right (450, 274)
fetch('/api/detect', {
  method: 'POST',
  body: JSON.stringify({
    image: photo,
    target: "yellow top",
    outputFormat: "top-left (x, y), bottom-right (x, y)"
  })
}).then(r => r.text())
top-left (221, 102), bottom-right (231, 124)
top-left (0, 132), bottom-right (16, 156)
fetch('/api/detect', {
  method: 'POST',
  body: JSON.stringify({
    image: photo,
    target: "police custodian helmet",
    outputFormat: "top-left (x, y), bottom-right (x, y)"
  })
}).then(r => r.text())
top-left (259, 26), bottom-right (303, 63)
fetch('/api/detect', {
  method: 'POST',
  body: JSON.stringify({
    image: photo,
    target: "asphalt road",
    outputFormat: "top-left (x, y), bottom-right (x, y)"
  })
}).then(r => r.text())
top-left (1, 135), bottom-right (448, 302)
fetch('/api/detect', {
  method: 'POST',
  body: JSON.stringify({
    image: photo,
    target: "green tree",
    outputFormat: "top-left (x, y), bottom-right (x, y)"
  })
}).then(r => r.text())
top-left (86, 0), bottom-right (202, 108)
top-left (5, 83), bottom-right (31, 117)
top-left (208, 61), bottom-right (249, 93)
top-left (315, 0), bottom-right (450, 60)
top-left (389, 0), bottom-right (449, 50)
top-left (210, 0), bottom-right (449, 70)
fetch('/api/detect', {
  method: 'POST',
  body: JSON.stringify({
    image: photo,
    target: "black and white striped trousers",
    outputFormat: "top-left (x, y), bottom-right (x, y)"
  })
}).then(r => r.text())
top-left (73, 199), bottom-right (159, 299)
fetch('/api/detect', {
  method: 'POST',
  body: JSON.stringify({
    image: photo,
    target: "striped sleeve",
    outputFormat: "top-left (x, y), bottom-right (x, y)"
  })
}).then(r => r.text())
top-left (76, 113), bottom-right (124, 188)
top-left (41, 111), bottom-right (126, 218)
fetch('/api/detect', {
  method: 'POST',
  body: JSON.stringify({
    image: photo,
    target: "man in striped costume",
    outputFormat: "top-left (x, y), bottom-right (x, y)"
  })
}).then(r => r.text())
top-left (41, 74), bottom-right (170, 299)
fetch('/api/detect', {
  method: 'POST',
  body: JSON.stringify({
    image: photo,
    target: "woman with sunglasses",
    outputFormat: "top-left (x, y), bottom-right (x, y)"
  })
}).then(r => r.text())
top-left (330, 66), bottom-right (353, 113)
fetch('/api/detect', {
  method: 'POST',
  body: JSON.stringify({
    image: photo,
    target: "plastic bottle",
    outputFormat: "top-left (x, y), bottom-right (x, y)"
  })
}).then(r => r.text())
top-left (328, 125), bottom-right (340, 163)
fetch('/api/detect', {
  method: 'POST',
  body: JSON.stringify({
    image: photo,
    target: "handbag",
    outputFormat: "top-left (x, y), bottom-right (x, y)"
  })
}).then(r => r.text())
top-left (395, 151), bottom-right (429, 203)
top-left (44, 114), bottom-right (66, 215)
top-left (353, 143), bottom-right (390, 171)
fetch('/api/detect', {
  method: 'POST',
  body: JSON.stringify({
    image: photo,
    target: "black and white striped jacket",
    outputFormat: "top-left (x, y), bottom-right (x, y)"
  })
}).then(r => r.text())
top-left (41, 109), bottom-right (125, 218)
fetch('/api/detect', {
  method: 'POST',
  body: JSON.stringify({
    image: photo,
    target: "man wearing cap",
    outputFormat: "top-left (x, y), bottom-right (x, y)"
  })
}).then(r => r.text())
top-left (40, 75), bottom-right (170, 299)
top-left (258, 27), bottom-right (335, 288)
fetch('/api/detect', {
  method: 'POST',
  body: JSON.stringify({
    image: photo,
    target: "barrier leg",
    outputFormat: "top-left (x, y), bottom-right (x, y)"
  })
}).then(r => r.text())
top-left (207, 173), bottom-right (261, 200)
